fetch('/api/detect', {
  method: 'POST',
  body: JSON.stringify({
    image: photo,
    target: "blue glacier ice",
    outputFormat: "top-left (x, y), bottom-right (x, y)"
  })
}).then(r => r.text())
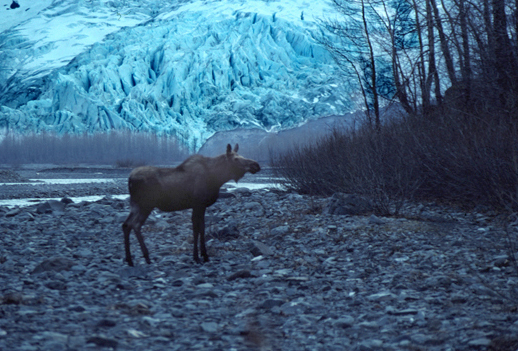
top-left (0, 0), bottom-right (353, 150)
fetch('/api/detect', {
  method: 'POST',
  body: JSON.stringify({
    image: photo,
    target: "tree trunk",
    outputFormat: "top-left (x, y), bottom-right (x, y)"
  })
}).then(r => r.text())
top-left (361, 0), bottom-right (380, 130)
top-left (459, 0), bottom-right (471, 104)
top-left (424, 0), bottom-right (434, 110)
top-left (492, 0), bottom-right (517, 98)
top-left (428, 0), bottom-right (457, 85)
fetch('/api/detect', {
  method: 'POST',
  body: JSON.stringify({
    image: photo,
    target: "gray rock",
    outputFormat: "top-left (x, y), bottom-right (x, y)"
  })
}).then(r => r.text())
top-left (250, 240), bottom-right (273, 256)
top-left (16, 211), bottom-right (35, 221)
top-left (211, 224), bottom-right (240, 240)
top-left (1, 291), bottom-right (24, 304)
top-left (96, 319), bottom-right (117, 327)
top-left (32, 257), bottom-right (76, 274)
top-left (233, 188), bottom-right (252, 196)
top-left (270, 225), bottom-right (289, 236)
top-left (467, 338), bottom-right (491, 347)
top-left (358, 339), bottom-right (383, 350)
top-left (259, 299), bottom-right (284, 309)
top-left (60, 197), bottom-right (74, 205)
top-left (36, 202), bottom-right (52, 214)
top-left (227, 269), bottom-right (252, 281)
top-left (387, 307), bottom-right (419, 315)
top-left (493, 255), bottom-right (510, 267)
top-left (86, 336), bottom-right (118, 349)
top-left (323, 193), bottom-right (374, 215)
top-left (366, 292), bottom-right (397, 301)
top-left (1, 171), bottom-right (518, 351)
top-left (243, 201), bottom-right (264, 216)
top-left (5, 208), bottom-right (21, 217)
top-left (45, 280), bottom-right (67, 290)
top-left (200, 322), bottom-right (219, 333)
top-left (424, 275), bottom-right (452, 289)
top-left (334, 316), bottom-right (355, 328)
top-left (218, 189), bottom-right (236, 199)
top-left (97, 271), bottom-right (121, 285)
top-left (34, 331), bottom-right (68, 346)
top-left (36, 200), bottom-right (66, 214)
top-left (279, 301), bottom-right (305, 316)
top-left (410, 333), bottom-right (434, 344)
top-left (88, 203), bottom-right (114, 216)
top-left (368, 214), bottom-right (385, 224)
top-left (118, 266), bottom-right (148, 278)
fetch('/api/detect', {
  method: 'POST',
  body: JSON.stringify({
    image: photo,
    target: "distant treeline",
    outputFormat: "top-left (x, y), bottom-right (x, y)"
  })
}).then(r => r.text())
top-left (0, 131), bottom-right (189, 166)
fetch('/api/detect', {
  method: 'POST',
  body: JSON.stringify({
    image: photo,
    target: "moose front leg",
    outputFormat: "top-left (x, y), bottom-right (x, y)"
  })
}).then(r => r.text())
top-left (192, 207), bottom-right (208, 263)
top-left (199, 208), bottom-right (209, 262)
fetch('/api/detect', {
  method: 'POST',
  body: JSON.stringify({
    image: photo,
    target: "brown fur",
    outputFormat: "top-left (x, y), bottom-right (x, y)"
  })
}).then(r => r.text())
top-left (122, 144), bottom-right (260, 265)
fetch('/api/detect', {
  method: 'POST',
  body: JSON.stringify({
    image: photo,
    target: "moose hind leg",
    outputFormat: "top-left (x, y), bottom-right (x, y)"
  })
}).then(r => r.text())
top-left (123, 205), bottom-right (151, 265)
top-left (134, 210), bottom-right (152, 264)
top-left (122, 213), bottom-right (136, 266)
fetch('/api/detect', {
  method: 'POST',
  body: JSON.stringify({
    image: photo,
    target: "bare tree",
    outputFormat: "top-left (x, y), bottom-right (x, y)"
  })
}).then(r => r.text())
top-left (317, 0), bottom-right (390, 130)
top-left (318, 0), bottom-right (455, 118)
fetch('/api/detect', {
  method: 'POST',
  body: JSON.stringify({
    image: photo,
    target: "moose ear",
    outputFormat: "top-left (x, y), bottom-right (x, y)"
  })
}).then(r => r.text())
top-left (234, 144), bottom-right (239, 153)
top-left (226, 144), bottom-right (232, 154)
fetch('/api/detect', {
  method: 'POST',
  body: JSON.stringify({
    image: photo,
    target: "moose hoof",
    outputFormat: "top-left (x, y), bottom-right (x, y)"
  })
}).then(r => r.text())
top-left (203, 256), bottom-right (210, 263)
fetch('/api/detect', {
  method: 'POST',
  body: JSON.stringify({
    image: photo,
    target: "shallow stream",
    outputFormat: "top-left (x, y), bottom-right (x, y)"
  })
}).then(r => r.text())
top-left (0, 178), bottom-right (281, 208)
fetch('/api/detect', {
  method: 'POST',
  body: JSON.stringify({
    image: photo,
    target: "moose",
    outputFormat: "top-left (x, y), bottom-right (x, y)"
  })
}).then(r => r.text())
top-left (122, 144), bottom-right (261, 266)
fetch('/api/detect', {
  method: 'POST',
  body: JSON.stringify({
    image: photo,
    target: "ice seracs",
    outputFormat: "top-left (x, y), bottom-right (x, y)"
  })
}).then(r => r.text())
top-left (0, 0), bottom-right (352, 150)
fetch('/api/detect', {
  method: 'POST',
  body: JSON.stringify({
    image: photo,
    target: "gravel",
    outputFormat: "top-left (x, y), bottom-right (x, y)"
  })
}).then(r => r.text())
top-left (1, 168), bottom-right (518, 350)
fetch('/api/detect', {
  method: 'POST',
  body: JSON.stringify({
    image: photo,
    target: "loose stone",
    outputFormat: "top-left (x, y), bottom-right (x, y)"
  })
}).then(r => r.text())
top-left (0, 174), bottom-right (517, 351)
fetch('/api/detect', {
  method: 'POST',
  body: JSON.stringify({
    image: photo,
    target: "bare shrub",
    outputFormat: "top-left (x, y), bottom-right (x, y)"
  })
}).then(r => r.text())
top-left (270, 121), bottom-right (422, 215)
top-left (271, 110), bottom-right (518, 214)
top-left (411, 112), bottom-right (518, 211)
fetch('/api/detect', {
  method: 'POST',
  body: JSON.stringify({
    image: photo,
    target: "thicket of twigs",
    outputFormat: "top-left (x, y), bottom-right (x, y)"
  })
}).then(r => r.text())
top-left (270, 107), bottom-right (518, 215)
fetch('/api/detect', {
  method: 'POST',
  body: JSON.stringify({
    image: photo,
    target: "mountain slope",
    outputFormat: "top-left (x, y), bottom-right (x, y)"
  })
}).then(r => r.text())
top-left (0, 0), bottom-right (351, 150)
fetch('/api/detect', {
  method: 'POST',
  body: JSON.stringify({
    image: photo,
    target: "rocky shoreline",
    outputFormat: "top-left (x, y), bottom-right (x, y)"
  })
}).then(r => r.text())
top-left (1, 171), bottom-right (518, 350)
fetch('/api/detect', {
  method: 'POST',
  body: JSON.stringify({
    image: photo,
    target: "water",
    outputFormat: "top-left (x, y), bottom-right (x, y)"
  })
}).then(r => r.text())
top-left (0, 195), bottom-right (130, 208)
top-left (225, 182), bottom-right (281, 191)
top-left (1, 179), bottom-right (117, 186)
top-left (0, 178), bottom-right (282, 208)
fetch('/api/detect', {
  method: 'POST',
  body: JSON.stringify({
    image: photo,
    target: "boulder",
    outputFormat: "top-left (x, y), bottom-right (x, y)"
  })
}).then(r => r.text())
top-left (36, 200), bottom-right (66, 214)
top-left (32, 257), bottom-right (76, 274)
top-left (249, 240), bottom-right (273, 257)
top-left (323, 193), bottom-right (373, 216)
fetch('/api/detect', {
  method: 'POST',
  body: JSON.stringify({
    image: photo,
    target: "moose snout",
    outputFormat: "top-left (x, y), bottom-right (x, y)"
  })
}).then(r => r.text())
top-left (249, 162), bottom-right (261, 174)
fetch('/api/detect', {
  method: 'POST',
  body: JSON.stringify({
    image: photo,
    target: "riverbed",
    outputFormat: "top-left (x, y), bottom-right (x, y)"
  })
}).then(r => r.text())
top-left (0, 165), bottom-right (281, 207)
top-left (1, 165), bottom-right (517, 350)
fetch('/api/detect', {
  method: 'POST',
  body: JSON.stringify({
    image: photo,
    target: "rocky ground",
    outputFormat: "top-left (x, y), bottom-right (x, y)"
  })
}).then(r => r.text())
top-left (1, 167), bottom-right (518, 350)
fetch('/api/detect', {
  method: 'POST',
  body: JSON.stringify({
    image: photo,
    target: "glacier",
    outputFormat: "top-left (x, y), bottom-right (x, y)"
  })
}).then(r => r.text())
top-left (0, 0), bottom-right (353, 150)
